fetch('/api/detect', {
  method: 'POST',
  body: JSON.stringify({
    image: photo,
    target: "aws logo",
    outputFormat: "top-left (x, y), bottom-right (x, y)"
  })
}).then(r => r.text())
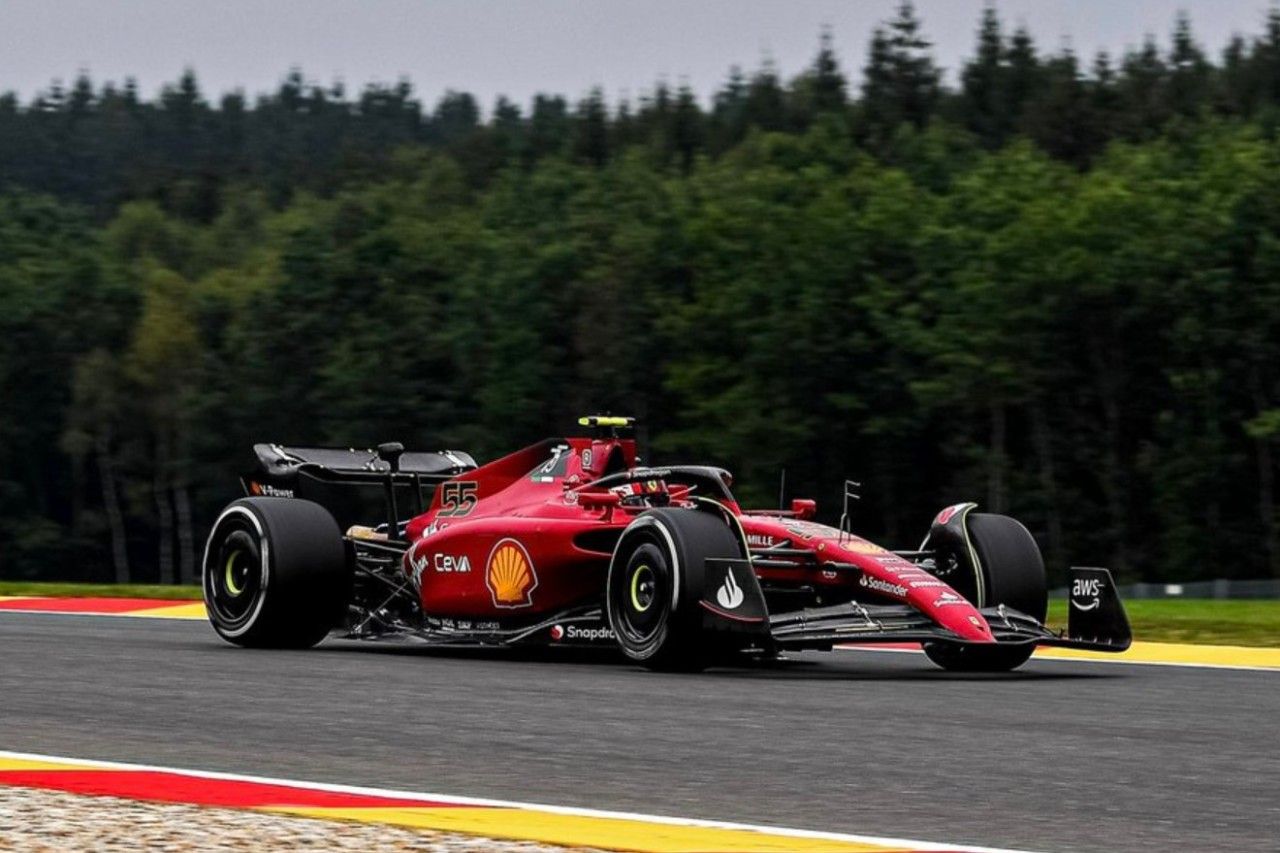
top-left (1071, 577), bottom-right (1104, 611)
top-left (486, 539), bottom-right (538, 608)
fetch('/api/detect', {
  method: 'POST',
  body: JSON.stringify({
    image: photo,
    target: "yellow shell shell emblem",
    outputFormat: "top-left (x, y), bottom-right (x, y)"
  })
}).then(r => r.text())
top-left (486, 539), bottom-right (538, 608)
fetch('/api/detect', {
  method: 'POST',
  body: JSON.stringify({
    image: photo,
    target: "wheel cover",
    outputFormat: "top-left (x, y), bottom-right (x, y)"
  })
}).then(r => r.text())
top-left (923, 640), bottom-right (1034, 672)
top-left (612, 541), bottom-right (670, 646)
top-left (204, 519), bottom-right (266, 631)
top-left (224, 549), bottom-right (249, 596)
top-left (630, 564), bottom-right (656, 613)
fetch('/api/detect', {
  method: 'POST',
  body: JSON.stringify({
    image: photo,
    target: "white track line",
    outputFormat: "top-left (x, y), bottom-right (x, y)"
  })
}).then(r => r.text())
top-left (0, 749), bottom-right (1036, 853)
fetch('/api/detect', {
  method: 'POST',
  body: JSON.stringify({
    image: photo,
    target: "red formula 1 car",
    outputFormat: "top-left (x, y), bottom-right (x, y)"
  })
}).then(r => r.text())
top-left (202, 417), bottom-right (1131, 671)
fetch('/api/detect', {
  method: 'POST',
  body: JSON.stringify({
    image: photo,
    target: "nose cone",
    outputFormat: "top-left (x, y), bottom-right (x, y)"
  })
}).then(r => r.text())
top-left (919, 590), bottom-right (995, 642)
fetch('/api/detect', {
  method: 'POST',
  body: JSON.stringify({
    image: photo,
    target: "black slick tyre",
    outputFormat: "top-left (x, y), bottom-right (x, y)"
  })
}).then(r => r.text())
top-left (924, 513), bottom-right (1046, 672)
top-left (202, 497), bottom-right (350, 648)
top-left (606, 508), bottom-right (744, 672)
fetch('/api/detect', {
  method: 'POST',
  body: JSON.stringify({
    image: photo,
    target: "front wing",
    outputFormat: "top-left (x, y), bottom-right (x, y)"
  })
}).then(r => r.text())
top-left (704, 561), bottom-right (1133, 654)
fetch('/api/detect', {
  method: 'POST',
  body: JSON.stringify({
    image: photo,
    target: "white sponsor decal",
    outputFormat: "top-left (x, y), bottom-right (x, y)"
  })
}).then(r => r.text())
top-left (550, 624), bottom-right (616, 642)
top-left (258, 484), bottom-right (293, 497)
top-left (420, 520), bottom-right (448, 538)
top-left (934, 591), bottom-right (971, 607)
top-left (567, 625), bottom-right (615, 641)
top-left (781, 520), bottom-right (842, 540)
top-left (537, 448), bottom-right (564, 475)
top-left (433, 553), bottom-right (471, 573)
top-left (1071, 577), bottom-right (1104, 611)
top-left (408, 550), bottom-right (429, 590)
top-left (716, 570), bottom-right (745, 610)
top-left (746, 533), bottom-right (777, 548)
top-left (858, 574), bottom-right (908, 598)
top-left (873, 558), bottom-right (926, 576)
top-left (434, 617), bottom-right (500, 631)
top-left (909, 579), bottom-right (948, 589)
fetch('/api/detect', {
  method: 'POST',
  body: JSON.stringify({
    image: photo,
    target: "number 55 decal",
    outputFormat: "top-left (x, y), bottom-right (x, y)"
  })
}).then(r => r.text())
top-left (438, 482), bottom-right (478, 517)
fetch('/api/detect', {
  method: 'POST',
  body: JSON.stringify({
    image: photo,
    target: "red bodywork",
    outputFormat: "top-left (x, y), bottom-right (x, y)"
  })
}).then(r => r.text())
top-left (401, 435), bottom-right (994, 643)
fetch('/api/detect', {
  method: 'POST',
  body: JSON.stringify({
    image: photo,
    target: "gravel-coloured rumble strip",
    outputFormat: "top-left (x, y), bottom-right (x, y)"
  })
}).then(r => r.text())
top-left (0, 788), bottom-right (596, 852)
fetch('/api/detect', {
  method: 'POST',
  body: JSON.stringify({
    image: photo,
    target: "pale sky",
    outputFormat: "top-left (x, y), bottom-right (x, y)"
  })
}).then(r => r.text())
top-left (1, 1), bottom-right (1275, 110)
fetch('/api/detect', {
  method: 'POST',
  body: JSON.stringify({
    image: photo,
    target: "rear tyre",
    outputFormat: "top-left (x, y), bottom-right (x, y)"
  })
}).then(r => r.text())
top-left (202, 497), bottom-right (350, 649)
top-left (606, 508), bottom-right (744, 672)
top-left (924, 513), bottom-right (1046, 673)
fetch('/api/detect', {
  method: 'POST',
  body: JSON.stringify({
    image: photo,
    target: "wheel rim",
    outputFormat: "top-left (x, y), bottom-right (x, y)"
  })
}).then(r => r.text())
top-left (224, 549), bottom-right (250, 596)
top-left (205, 522), bottom-right (265, 629)
top-left (612, 541), bottom-right (670, 646)
top-left (630, 564), bottom-right (656, 612)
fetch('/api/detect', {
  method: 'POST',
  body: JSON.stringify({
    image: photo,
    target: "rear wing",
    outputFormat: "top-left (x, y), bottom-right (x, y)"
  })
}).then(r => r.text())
top-left (250, 443), bottom-right (475, 479)
top-left (242, 443), bottom-right (477, 532)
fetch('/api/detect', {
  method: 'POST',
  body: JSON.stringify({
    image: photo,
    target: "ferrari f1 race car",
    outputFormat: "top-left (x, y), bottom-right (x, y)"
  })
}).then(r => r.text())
top-left (202, 417), bottom-right (1132, 671)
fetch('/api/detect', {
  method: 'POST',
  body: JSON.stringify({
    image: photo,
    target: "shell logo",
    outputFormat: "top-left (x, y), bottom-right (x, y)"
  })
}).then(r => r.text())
top-left (486, 538), bottom-right (538, 608)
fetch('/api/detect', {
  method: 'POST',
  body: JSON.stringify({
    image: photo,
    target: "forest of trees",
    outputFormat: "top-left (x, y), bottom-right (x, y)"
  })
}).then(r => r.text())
top-left (3, 3), bottom-right (1280, 585)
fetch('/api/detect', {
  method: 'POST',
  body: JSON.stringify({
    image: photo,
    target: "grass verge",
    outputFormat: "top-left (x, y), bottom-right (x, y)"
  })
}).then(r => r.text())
top-left (0, 581), bottom-right (201, 600)
top-left (1048, 597), bottom-right (1280, 647)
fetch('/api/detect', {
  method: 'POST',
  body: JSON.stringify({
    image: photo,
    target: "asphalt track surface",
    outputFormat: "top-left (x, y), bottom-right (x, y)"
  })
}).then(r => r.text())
top-left (2, 614), bottom-right (1276, 852)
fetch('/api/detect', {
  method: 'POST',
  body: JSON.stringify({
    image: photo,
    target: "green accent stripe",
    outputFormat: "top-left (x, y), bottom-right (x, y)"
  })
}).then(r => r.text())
top-left (630, 565), bottom-right (652, 612)
top-left (224, 552), bottom-right (245, 596)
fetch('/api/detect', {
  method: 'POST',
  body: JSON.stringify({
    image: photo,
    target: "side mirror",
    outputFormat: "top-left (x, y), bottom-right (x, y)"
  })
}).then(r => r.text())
top-left (790, 498), bottom-right (816, 520)
top-left (578, 490), bottom-right (622, 509)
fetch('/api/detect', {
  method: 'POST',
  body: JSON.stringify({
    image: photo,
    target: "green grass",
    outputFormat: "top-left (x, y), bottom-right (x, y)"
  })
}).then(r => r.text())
top-left (0, 581), bottom-right (200, 600)
top-left (1048, 597), bottom-right (1280, 647)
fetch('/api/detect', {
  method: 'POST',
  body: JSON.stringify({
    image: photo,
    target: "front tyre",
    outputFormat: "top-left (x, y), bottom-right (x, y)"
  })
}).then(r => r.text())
top-left (202, 497), bottom-right (350, 649)
top-left (924, 513), bottom-right (1046, 673)
top-left (606, 508), bottom-right (745, 672)
top-left (922, 639), bottom-right (1037, 673)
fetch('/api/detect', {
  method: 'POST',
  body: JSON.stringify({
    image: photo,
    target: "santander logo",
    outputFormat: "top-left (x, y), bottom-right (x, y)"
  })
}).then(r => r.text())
top-left (858, 574), bottom-right (907, 598)
top-left (716, 571), bottom-right (745, 609)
